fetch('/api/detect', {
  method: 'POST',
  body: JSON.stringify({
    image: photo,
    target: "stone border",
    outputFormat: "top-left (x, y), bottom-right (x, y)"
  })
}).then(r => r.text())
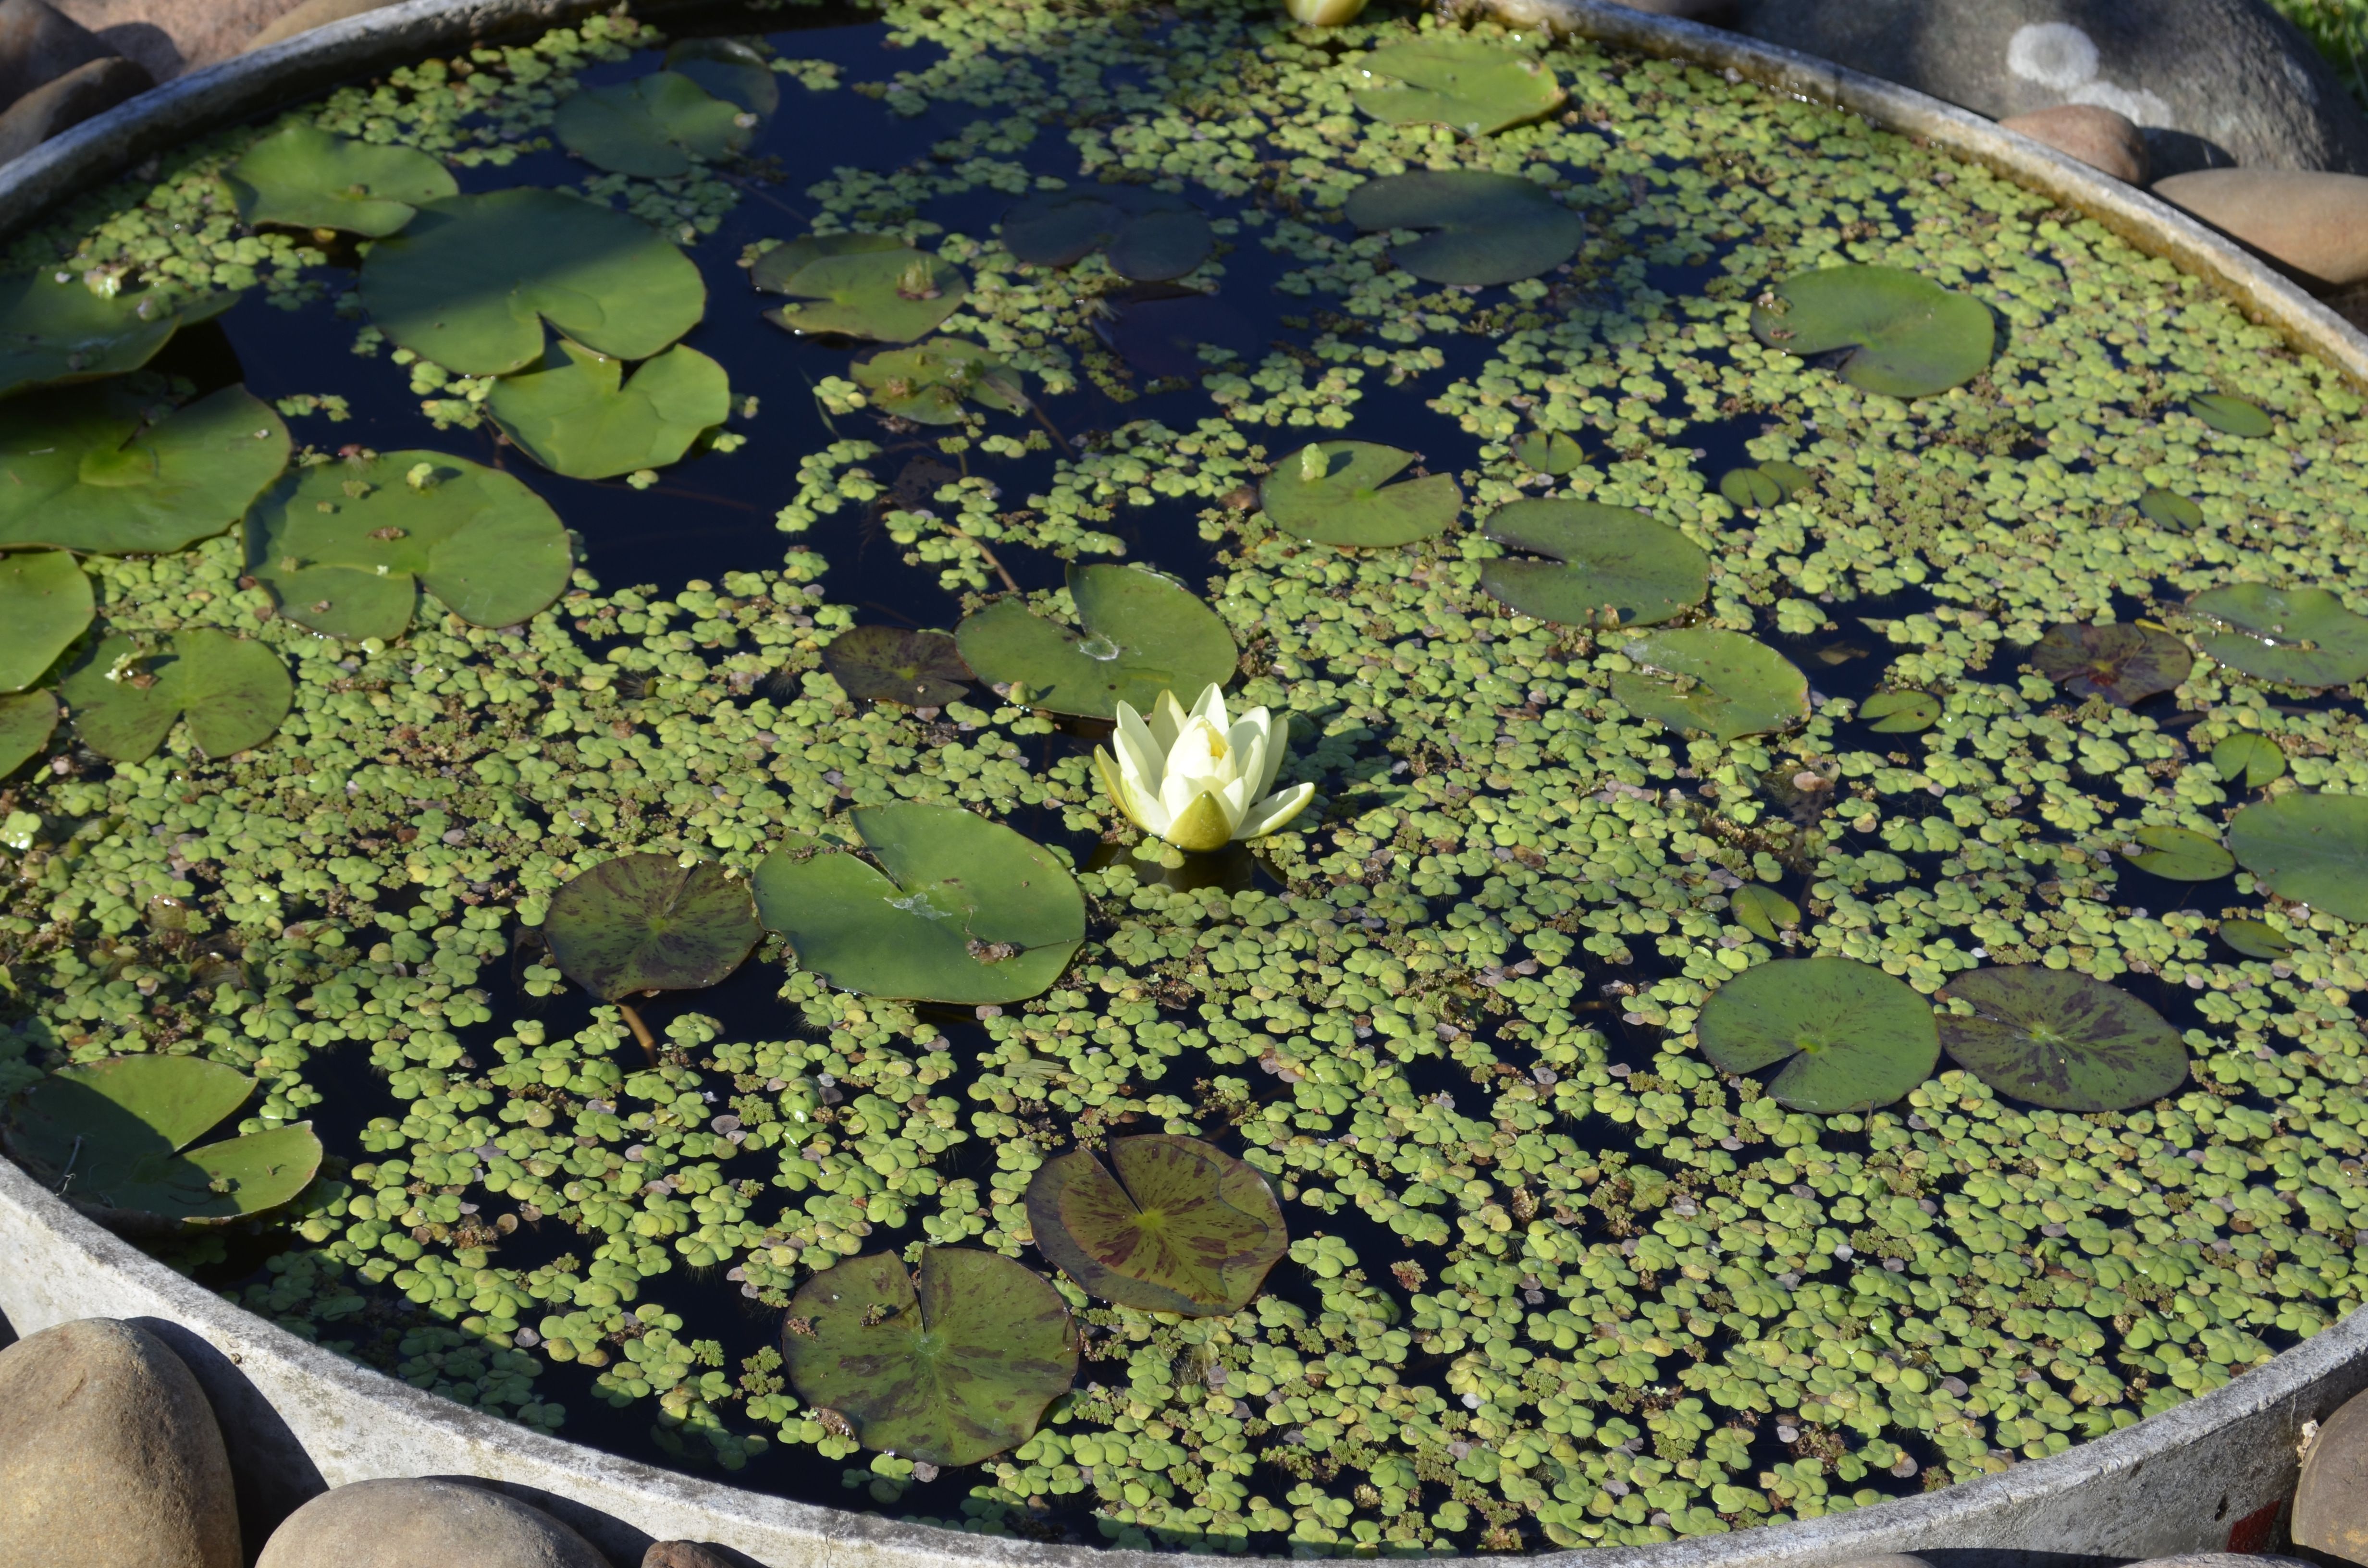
top-left (4, 2), bottom-right (2368, 1564)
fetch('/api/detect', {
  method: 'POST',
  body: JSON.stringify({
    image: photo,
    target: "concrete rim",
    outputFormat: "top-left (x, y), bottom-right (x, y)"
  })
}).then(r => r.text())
top-left (3, 2), bottom-right (2368, 1564)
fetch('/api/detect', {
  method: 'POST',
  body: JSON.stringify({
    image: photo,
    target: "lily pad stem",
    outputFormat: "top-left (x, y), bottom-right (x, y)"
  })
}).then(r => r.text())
top-left (617, 1000), bottom-right (659, 1066)
top-left (1026, 395), bottom-right (1074, 457)
top-left (945, 523), bottom-right (1021, 594)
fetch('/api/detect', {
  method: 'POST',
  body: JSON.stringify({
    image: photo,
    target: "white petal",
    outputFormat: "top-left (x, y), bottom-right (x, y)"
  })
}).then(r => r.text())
top-left (1148, 688), bottom-right (1189, 751)
top-left (1253, 712), bottom-right (1291, 796)
top-left (1168, 719), bottom-right (1224, 779)
top-left (1188, 683), bottom-right (1228, 731)
top-left (1115, 703), bottom-right (1163, 783)
top-left (1226, 713), bottom-right (1265, 782)
top-left (1220, 772), bottom-right (1258, 827)
top-left (1237, 781), bottom-right (1316, 840)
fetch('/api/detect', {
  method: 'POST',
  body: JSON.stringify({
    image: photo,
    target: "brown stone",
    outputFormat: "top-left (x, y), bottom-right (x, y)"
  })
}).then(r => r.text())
top-left (0, 1318), bottom-right (241, 1568)
top-left (0, 51), bottom-right (147, 160)
top-left (2298, 1386), bottom-right (2368, 1563)
top-left (643, 1544), bottom-right (740, 1568)
top-left (2153, 168), bottom-right (2368, 289)
top-left (242, 0), bottom-right (402, 54)
top-left (0, 0), bottom-right (111, 112)
top-left (1998, 103), bottom-right (2148, 184)
top-left (255, 1479), bottom-right (611, 1568)
top-left (45, 0), bottom-right (316, 80)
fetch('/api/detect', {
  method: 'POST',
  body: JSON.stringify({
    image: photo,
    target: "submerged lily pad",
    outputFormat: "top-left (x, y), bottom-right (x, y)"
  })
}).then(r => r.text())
top-left (781, 1246), bottom-right (1076, 1467)
top-left (2125, 825), bottom-right (2233, 882)
top-left (1479, 500), bottom-right (1707, 627)
top-left (485, 340), bottom-right (730, 479)
top-left (1514, 430), bottom-right (1583, 475)
top-left (759, 242), bottom-right (966, 343)
top-left (1349, 39), bottom-right (1565, 137)
top-left (2, 1055), bottom-right (321, 1227)
top-left (1697, 957), bottom-right (1937, 1113)
top-left (665, 36), bottom-right (779, 116)
top-left (1750, 265), bottom-right (1994, 398)
top-left (1343, 171), bottom-right (1585, 285)
top-left (1261, 441), bottom-right (1462, 547)
top-left (1860, 690), bottom-right (1940, 733)
top-left (754, 803), bottom-right (1086, 1003)
top-left (247, 450), bottom-right (572, 640)
top-left (362, 189), bottom-right (707, 376)
top-left (0, 384), bottom-right (290, 555)
top-left (2211, 732), bottom-right (2285, 788)
top-left (2138, 489), bottom-right (2203, 528)
top-left (2032, 622), bottom-right (2192, 705)
top-left (1027, 1134), bottom-right (1287, 1316)
top-left (2228, 792), bottom-right (2368, 922)
top-left (2190, 584), bottom-right (2368, 688)
top-left (555, 71), bottom-right (752, 178)
top-left (0, 689), bottom-right (57, 778)
top-left (0, 272), bottom-right (235, 398)
top-left (543, 854), bottom-right (761, 1002)
top-left (955, 564), bottom-right (1235, 718)
top-left (60, 632), bottom-right (291, 763)
top-left (2189, 393), bottom-right (2272, 437)
top-left (2220, 919), bottom-right (2296, 960)
top-left (227, 123), bottom-right (457, 236)
top-left (1729, 884), bottom-right (1800, 941)
top-left (1002, 186), bottom-right (1215, 282)
top-left (1937, 967), bottom-right (2186, 1112)
top-left (1612, 629), bottom-right (1809, 742)
top-left (0, 550), bottom-right (91, 693)
top-left (822, 626), bottom-right (973, 706)
top-left (852, 340), bottom-right (1025, 424)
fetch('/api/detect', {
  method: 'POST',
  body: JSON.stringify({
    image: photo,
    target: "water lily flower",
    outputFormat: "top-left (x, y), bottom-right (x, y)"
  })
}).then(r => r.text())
top-left (1281, 0), bottom-right (1366, 22)
top-left (1096, 685), bottom-right (1314, 852)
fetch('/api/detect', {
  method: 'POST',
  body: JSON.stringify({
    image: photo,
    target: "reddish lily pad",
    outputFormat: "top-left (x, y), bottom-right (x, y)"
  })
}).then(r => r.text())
top-left (2031, 622), bottom-right (2191, 705)
top-left (1937, 966), bottom-right (2187, 1112)
top-left (1026, 1133), bottom-right (1287, 1316)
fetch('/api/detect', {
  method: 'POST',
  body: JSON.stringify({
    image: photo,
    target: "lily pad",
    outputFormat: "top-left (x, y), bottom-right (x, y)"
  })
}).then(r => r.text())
top-left (1343, 170), bottom-right (1585, 286)
top-left (0, 383), bottom-right (290, 555)
top-left (1026, 1134), bottom-right (1287, 1315)
top-left (2220, 919), bottom-right (2296, 960)
top-left (1729, 884), bottom-right (1800, 941)
top-left (543, 854), bottom-right (762, 1002)
top-left (0, 550), bottom-right (92, 693)
top-left (759, 243), bottom-right (966, 343)
top-left (750, 232), bottom-right (907, 290)
top-left (1478, 500), bottom-right (1707, 627)
top-left (1094, 284), bottom-right (1261, 377)
top-left (955, 563), bottom-right (1236, 719)
top-left (0, 272), bottom-right (236, 399)
top-left (485, 340), bottom-right (730, 479)
top-left (753, 803), bottom-right (1086, 1004)
top-left (2031, 622), bottom-right (2192, 705)
top-left (362, 189), bottom-right (707, 376)
top-left (2190, 584), bottom-right (2368, 688)
top-left (1697, 957), bottom-right (1937, 1113)
top-left (2, 1055), bottom-right (321, 1227)
top-left (2124, 825), bottom-right (2233, 882)
top-left (227, 123), bottom-right (457, 236)
top-left (1002, 187), bottom-right (1215, 282)
top-left (1759, 460), bottom-right (1813, 494)
top-left (2189, 393), bottom-right (2272, 437)
top-left (822, 625), bottom-right (973, 706)
top-left (1611, 629), bottom-right (1809, 742)
top-left (665, 36), bottom-right (780, 117)
top-left (555, 71), bottom-right (752, 178)
top-left (1349, 39), bottom-right (1565, 137)
top-left (1514, 430), bottom-right (1583, 474)
top-left (60, 632), bottom-right (291, 763)
top-left (0, 689), bottom-right (57, 778)
top-left (1749, 265), bottom-right (1994, 398)
top-left (1937, 967), bottom-right (2186, 1112)
top-left (2228, 792), bottom-right (2368, 922)
top-left (2138, 489), bottom-right (2203, 528)
top-left (1719, 467), bottom-right (1781, 508)
top-left (246, 449), bottom-right (572, 640)
top-left (1260, 441), bottom-right (1462, 548)
top-left (852, 340), bottom-right (1025, 424)
top-left (781, 1246), bottom-right (1076, 1468)
top-left (1860, 690), bottom-right (1940, 733)
top-left (2212, 732), bottom-right (2286, 788)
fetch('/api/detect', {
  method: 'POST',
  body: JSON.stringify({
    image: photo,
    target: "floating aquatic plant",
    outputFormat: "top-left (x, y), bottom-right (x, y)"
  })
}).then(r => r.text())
top-left (1858, 690), bottom-right (1939, 733)
top-left (1027, 1133), bottom-right (1287, 1314)
top-left (663, 36), bottom-right (779, 116)
top-left (2189, 584), bottom-right (2368, 688)
top-left (821, 625), bottom-right (972, 707)
top-left (1479, 499), bottom-right (1708, 627)
top-left (1696, 957), bottom-right (1937, 1112)
top-left (0, 384), bottom-right (289, 555)
top-left (1095, 684), bottom-right (1314, 852)
top-left (2138, 489), bottom-right (2203, 528)
top-left (955, 564), bottom-right (1235, 718)
top-left (1727, 883), bottom-right (1800, 941)
top-left (485, 340), bottom-right (731, 479)
top-left (0, 550), bottom-right (91, 694)
top-left (2031, 621), bottom-right (2191, 706)
top-left (0, 690), bottom-right (57, 779)
top-left (1343, 170), bottom-right (1585, 285)
top-left (2123, 825), bottom-right (2233, 882)
top-left (1513, 429), bottom-right (1583, 475)
top-left (1612, 628), bottom-right (1809, 741)
top-left (1001, 186), bottom-right (1214, 282)
top-left (1718, 461), bottom-right (1811, 508)
top-left (0, 273), bottom-right (234, 399)
top-left (851, 339), bottom-right (1024, 423)
top-left (2211, 732), bottom-right (2285, 788)
top-left (2228, 792), bottom-right (2368, 922)
top-left (555, 70), bottom-right (753, 177)
top-left (756, 238), bottom-right (966, 343)
top-left (1937, 968), bottom-right (2186, 1113)
top-left (543, 853), bottom-right (762, 1003)
top-left (2188, 392), bottom-right (2272, 437)
top-left (59, 631), bottom-right (291, 763)
top-left (228, 123), bottom-right (457, 236)
top-left (1750, 264), bottom-right (1994, 397)
top-left (1349, 38), bottom-right (1565, 137)
top-left (1260, 441), bottom-right (1462, 547)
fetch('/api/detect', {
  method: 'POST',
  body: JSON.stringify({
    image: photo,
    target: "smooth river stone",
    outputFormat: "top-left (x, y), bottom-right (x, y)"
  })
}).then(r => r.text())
top-left (0, 0), bottom-right (115, 112)
top-left (643, 1544), bottom-right (740, 1568)
top-left (2154, 168), bottom-right (2368, 287)
top-left (255, 1479), bottom-right (611, 1568)
top-left (2297, 1386), bottom-right (2368, 1564)
top-left (1999, 103), bottom-right (2148, 183)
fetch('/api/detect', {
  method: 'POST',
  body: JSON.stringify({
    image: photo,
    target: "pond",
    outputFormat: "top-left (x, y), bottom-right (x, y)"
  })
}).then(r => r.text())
top-left (3, 0), bottom-right (2368, 1555)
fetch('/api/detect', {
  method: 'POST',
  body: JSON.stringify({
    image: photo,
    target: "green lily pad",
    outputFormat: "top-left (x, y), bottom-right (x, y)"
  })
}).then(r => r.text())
top-left (2211, 733), bottom-right (2286, 788)
top-left (1478, 500), bottom-right (1707, 627)
top-left (822, 625), bottom-right (973, 707)
top-left (1026, 1134), bottom-right (1287, 1316)
top-left (485, 340), bottom-right (730, 479)
top-left (1719, 467), bottom-right (1780, 508)
top-left (781, 1246), bottom-right (1077, 1468)
top-left (1343, 171), bottom-right (1585, 286)
top-left (0, 272), bottom-right (236, 399)
top-left (1759, 460), bottom-right (1813, 494)
top-left (61, 632), bottom-right (291, 763)
top-left (955, 564), bottom-right (1235, 719)
top-left (2031, 622), bottom-right (2192, 705)
top-left (0, 689), bottom-right (57, 779)
top-left (362, 189), bottom-right (707, 376)
top-left (227, 122), bottom-right (457, 237)
top-left (2, 1054), bottom-right (321, 1227)
top-left (852, 340), bottom-right (1025, 424)
top-left (2189, 393), bottom-right (2272, 437)
top-left (2138, 489), bottom-right (2203, 528)
top-left (555, 71), bottom-right (752, 178)
top-left (758, 242), bottom-right (966, 343)
top-left (1937, 967), bottom-right (2186, 1113)
top-left (2124, 825), bottom-right (2233, 882)
top-left (245, 449), bottom-right (572, 640)
top-left (1260, 441), bottom-right (1462, 548)
top-left (1611, 629), bottom-right (1809, 742)
top-left (2190, 584), bottom-right (2368, 688)
top-left (2220, 919), bottom-right (2296, 960)
top-left (1349, 39), bottom-right (1565, 137)
top-left (1002, 187), bottom-right (1215, 282)
top-left (2228, 792), bottom-right (2368, 922)
top-left (0, 550), bottom-right (92, 693)
top-left (750, 232), bottom-right (906, 290)
top-left (1697, 957), bottom-right (1937, 1113)
top-left (543, 854), bottom-right (762, 1002)
top-left (1514, 430), bottom-right (1583, 475)
top-left (1750, 265), bottom-right (1994, 398)
top-left (753, 803), bottom-right (1086, 1004)
top-left (665, 36), bottom-right (780, 117)
top-left (0, 383), bottom-right (290, 555)
top-left (1729, 884), bottom-right (1800, 941)
top-left (1860, 690), bottom-right (1940, 733)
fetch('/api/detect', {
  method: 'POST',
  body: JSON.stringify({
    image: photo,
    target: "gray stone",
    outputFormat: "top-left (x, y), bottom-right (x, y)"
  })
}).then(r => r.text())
top-left (255, 1478), bottom-right (612, 1568)
top-left (0, 0), bottom-right (111, 112)
top-left (1999, 102), bottom-right (2147, 182)
top-left (1825, 1557), bottom-right (1936, 1568)
top-left (46, 0), bottom-right (321, 79)
top-left (2298, 1385), bottom-right (2368, 1564)
top-left (0, 50), bottom-right (147, 161)
top-left (242, 0), bottom-right (404, 54)
top-left (2153, 168), bottom-right (2368, 287)
top-left (0, 1317), bottom-right (240, 1568)
top-left (1603, 0), bottom-right (1735, 24)
top-left (2128, 1557), bottom-right (2317, 1568)
top-left (643, 1544), bottom-right (740, 1568)
top-left (1729, 0), bottom-right (2368, 176)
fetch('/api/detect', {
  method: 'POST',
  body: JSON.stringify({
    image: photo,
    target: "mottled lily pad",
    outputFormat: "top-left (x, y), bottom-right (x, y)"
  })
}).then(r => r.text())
top-left (665, 36), bottom-right (779, 116)
top-left (2188, 393), bottom-right (2272, 437)
top-left (750, 232), bottom-right (906, 289)
top-left (1612, 629), bottom-right (1809, 742)
top-left (0, 272), bottom-right (235, 398)
top-left (0, 550), bottom-right (91, 693)
top-left (852, 340), bottom-right (1024, 424)
top-left (1027, 1134), bottom-right (1287, 1315)
top-left (227, 123), bottom-right (457, 236)
top-left (2190, 585), bottom-right (2368, 688)
top-left (2220, 919), bottom-right (2295, 960)
top-left (0, 384), bottom-right (290, 555)
top-left (2138, 489), bottom-right (2203, 528)
top-left (1697, 957), bottom-right (1937, 1113)
top-left (60, 632), bottom-right (291, 763)
top-left (955, 564), bottom-right (1235, 718)
top-left (1261, 441), bottom-right (1462, 547)
top-left (1349, 39), bottom-right (1565, 137)
top-left (0, 689), bottom-right (57, 778)
top-left (823, 626), bottom-right (972, 706)
top-left (543, 854), bottom-right (762, 1002)
top-left (758, 243), bottom-right (966, 343)
top-left (2124, 825), bottom-right (2233, 882)
top-left (1002, 187), bottom-right (1215, 282)
top-left (781, 1246), bottom-right (1076, 1467)
top-left (2211, 733), bottom-right (2285, 788)
top-left (1937, 967), bottom-right (2186, 1112)
top-left (753, 803), bottom-right (1086, 1004)
top-left (2228, 792), bottom-right (2368, 922)
top-left (1729, 884), bottom-right (1800, 941)
top-left (555, 71), bottom-right (752, 178)
top-left (1750, 266), bottom-right (1994, 398)
top-left (485, 339), bottom-right (730, 479)
top-left (1343, 171), bottom-right (1585, 286)
top-left (1860, 690), bottom-right (1940, 733)
top-left (2031, 622), bottom-right (2192, 705)
top-left (1514, 430), bottom-right (1583, 475)
top-left (1479, 500), bottom-right (1706, 627)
